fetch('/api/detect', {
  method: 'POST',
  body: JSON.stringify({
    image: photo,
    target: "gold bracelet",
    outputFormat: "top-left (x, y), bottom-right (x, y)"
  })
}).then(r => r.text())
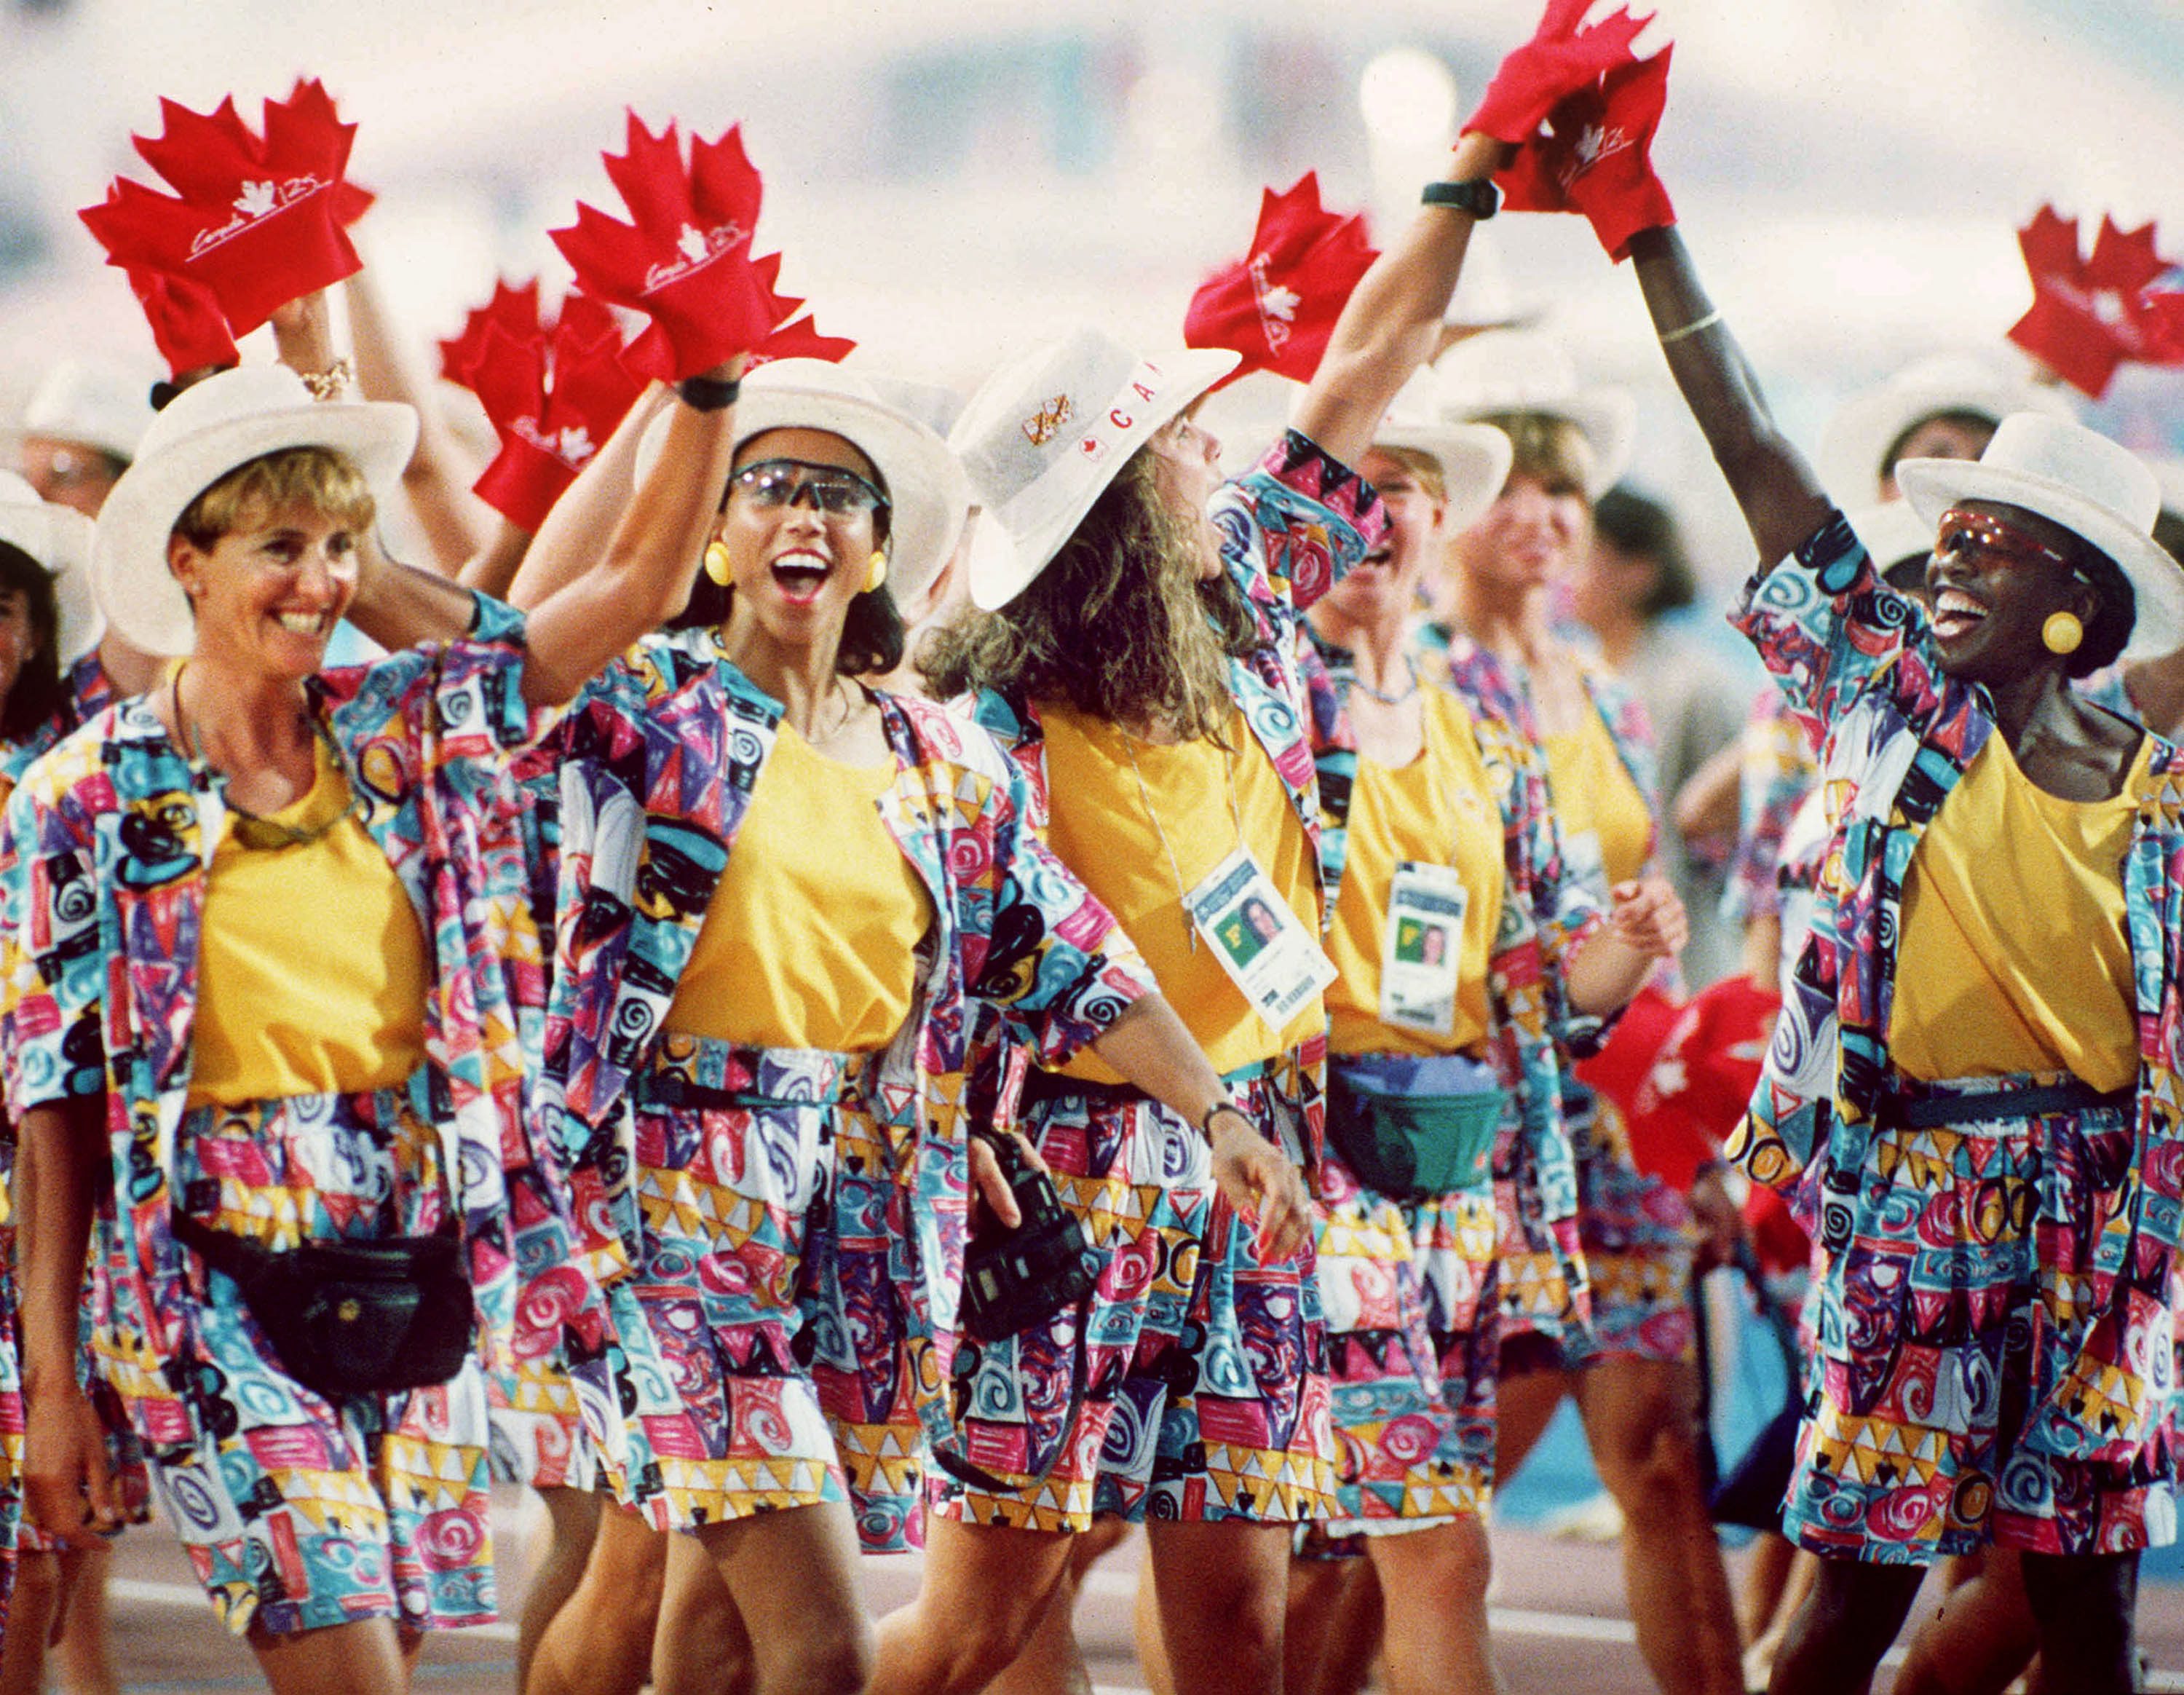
top-left (296, 357), bottom-right (355, 402)
top-left (1655, 310), bottom-right (1722, 347)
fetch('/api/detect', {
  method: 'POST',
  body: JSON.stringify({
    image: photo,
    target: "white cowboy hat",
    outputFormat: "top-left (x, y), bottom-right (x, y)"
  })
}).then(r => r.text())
top-left (1896, 411), bottom-right (2184, 662)
top-left (18, 357), bottom-right (155, 464)
top-left (1371, 370), bottom-right (1516, 534)
top-left (0, 472), bottom-right (102, 666)
top-left (1843, 499), bottom-right (1934, 581)
top-left (1817, 352), bottom-right (2073, 505)
top-left (92, 365), bottom-right (417, 658)
top-left (950, 325), bottom-right (1240, 610)
top-left (636, 360), bottom-right (971, 604)
top-left (1431, 328), bottom-right (1634, 499)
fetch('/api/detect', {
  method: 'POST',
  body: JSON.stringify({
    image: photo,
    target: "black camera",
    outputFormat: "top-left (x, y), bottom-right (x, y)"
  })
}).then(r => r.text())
top-left (959, 1131), bottom-right (1102, 1343)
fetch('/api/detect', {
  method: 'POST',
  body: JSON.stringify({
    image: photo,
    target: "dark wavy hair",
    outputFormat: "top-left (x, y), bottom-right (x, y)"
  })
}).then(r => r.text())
top-left (1591, 486), bottom-right (1697, 618)
top-left (667, 457), bottom-right (906, 676)
top-left (919, 446), bottom-right (1255, 741)
top-left (0, 542), bottom-right (64, 743)
top-left (2070, 544), bottom-right (2135, 681)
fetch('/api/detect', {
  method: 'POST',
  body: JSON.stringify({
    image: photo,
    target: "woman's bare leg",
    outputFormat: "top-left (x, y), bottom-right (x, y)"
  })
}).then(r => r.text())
top-left (249, 1617), bottom-right (410, 1695)
top-left (516, 1487), bottom-right (604, 1690)
top-left (0, 1550), bottom-right (63, 1695)
top-left (1891, 1549), bottom-right (2037, 1695)
top-left (690, 1500), bottom-right (874, 1695)
top-left (1491, 1364), bottom-right (1572, 1480)
top-left (527, 1501), bottom-right (667, 1695)
top-left (1572, 1357), bottom-right (1744, 1695)
top-left (1768, 1557), bottom-right (1928, 1695)
top-left (50, 1542), bottom-right (121, 1695)
top-left (652, 1529), bottom-right (753, 1695)
top-left (868, 1515), bottom-right (1078, 1694)
top-left (985, 1516), bottom-right (1131, 1695)
top-left (1368, 1518), bottom-right (1503, 1695)
top-left (1143, 1520), bottom-right (1293, 1695)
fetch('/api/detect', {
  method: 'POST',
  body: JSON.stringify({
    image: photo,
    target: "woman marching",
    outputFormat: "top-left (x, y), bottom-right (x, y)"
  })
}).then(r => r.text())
top-left (874, 122), bottom-right (1549, 1695)
top-left (0, 357), bottom-right (736, 1691)
top-left (1291, 390), bottom-right (1685, 1694)
top-left (504, 352), bottom-right (1307, 1695)
top-left (1610, 153), bottom-right (2184, 1694)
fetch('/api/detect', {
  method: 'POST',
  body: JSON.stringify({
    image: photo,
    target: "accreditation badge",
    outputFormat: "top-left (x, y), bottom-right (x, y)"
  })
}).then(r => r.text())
top-left (1561, 827), bottom-right (1607, 905)
top-left (1379, 860), bottom-right (1468, 1038)
top-left (1184, 846), bottom-right (1337, 1032)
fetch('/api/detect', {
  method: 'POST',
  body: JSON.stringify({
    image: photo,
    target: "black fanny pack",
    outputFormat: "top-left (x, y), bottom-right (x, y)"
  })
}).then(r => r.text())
top-left (171, 1212), bottom-right (475, 1402)
top-left (1326, 1052), bottom-right (1506, 1201)
top-left (958, 1129), bottom-right (1100, 1344)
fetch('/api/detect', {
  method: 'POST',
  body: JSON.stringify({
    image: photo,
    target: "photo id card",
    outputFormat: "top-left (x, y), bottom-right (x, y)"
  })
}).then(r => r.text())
top-left (1380, 860), bottom-right (1468, 1037)
top-left (1185, 846), bottom-right (1337, 1032)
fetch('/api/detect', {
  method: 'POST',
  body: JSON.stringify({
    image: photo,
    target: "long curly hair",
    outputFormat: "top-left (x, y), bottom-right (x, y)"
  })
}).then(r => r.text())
top-left (920, 446), bottom-right (1255, 741)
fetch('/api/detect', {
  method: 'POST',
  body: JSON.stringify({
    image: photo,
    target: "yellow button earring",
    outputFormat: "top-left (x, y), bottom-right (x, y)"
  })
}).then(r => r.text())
top-left (866, 550), bottom-right (889, 593)
top-left (2042, 610), bottom-right (2084, 656)
top-left (703, 540), bottom-right (733, 586)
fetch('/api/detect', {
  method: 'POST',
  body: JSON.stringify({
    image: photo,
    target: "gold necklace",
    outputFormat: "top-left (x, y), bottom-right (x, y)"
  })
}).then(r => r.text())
top-left (173, 665), bottom-right (359, 852)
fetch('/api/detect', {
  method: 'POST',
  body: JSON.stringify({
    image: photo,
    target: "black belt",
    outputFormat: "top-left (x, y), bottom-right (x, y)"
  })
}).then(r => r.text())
top-left (1880, 1078), bottom-right (2133, 1129)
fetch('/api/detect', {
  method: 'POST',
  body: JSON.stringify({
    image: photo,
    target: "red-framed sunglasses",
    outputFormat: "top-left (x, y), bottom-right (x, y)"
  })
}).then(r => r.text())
top-left (1932, 508), bottom-right (2091, 584)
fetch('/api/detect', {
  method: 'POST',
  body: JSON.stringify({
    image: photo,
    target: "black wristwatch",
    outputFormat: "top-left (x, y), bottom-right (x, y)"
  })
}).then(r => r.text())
top-left (1201, 1099), bottom-right (1251, 1140)
top-left (1422, 178), bottom-right (1501, 220)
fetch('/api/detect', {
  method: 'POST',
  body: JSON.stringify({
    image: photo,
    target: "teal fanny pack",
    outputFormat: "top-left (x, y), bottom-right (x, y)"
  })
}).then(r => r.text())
top-left (1326, 1052), bottom-right (1505, 1201)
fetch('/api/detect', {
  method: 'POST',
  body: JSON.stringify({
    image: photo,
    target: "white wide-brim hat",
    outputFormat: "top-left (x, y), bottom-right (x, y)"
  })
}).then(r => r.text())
top-left (1897, 411), bottom-right (2184, 662)
top-left (1843, 499), bottom-right (1934, 582)
top-left (951, 325), bottom-right (1240, 610)
top-left (1431, 328), bottom-right (1634, 499)
top-left (18, 357), bottom-right (155, 465)
top-left (636, 360), bottom-right (971, 605)
top-left (0, 471), bottom-right (101, 666)
top-left (93, 365), bottom-right (417, 658)
top-left (1370, 372), bottom-right (1516, 534)
top-left (1818, 352), bottom-right (2074, 505)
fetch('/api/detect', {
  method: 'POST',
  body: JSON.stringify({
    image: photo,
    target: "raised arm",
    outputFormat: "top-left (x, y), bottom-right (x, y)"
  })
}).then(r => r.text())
top-left (1290, 130), bottom-right (1507, 468)
top-left (1623, 226), bottom-right (1831, 565)
top-left (507, 384), bottom-right (674, 612)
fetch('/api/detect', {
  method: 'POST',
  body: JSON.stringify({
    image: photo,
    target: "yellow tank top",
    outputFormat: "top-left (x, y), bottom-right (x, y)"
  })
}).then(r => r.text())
top-left (1328, 690), bottom-right (1506, 1057)
top-left (189, 736), bottom-right (429, 1108)
top-left (1040, 701), bottom-right (1323, 1083)
top-left (665, 725), bottom-right (932, 1052)
top-left (1889, 734), bottom-right (2147, 1090)
top-left (1543, 700), bottom-right (1653, 898)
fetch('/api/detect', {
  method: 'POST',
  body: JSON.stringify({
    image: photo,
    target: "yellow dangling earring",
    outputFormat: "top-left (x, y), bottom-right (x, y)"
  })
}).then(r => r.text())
top-left (2042, 610), bottom-right (2084, 656)
top-left (866, 550), bottom-right (889, 593)
top-left (703, 540), bottom-right (733, 586)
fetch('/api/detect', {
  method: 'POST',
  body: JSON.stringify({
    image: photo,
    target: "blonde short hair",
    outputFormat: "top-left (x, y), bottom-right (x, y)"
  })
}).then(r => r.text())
top-left (1476, 411), bottom-right (1595, 503)
top-left (1369, 444), bottom-right (1449, 504)
top-left (173, 447), bottom-right (375, 550)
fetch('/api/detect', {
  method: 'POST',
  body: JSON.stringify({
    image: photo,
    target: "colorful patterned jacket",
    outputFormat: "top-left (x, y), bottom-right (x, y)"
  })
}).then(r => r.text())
top-left (1725, 511), bottom-right (2184, 1455)
top-left (1302, 632), bottom-right (1591, 1327)
top-left (1723, 687), bottom-right (1821, 927)
top-left (531, 630), bottom-right (1156, 1440)
top-left (0, 598), bottom-right (547, 1450)
top-left (963, 428), bottom-right (1384, 1155)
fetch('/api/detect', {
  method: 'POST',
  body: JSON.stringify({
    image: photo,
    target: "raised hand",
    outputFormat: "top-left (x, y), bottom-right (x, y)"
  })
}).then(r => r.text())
top-left (1497, 45), bottom-right (1676, 259)
top-left (1465, 0), bottom-right (1652, 145)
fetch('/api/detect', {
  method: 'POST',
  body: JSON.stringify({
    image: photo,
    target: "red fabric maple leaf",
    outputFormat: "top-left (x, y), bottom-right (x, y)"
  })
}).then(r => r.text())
top-left (742, 253), bottom-right (855, 366)
top-left (548, 114), bottom-right (775, 382)
top-left (127, 264), bottom-right (240, 377)
top-left (1183, 173), bottom-right (1377, 388)
top-left (1467, 0), bottom-right (1653, 146)
top-left (465, 293), bottom-right (645, 532)
top-left (79, 79), bottom-right (373, 337)
top-left (2007, 207), bottom-right (2180, 398)
top-left (438, 278), bottom-right (545, 390)
top-left (1497, 47), bottom-right (1674, 259)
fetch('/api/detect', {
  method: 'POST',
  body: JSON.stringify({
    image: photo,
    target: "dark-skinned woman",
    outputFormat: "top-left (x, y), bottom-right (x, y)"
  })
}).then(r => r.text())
top-left (1623, 215), bottom-right (2184, 1695)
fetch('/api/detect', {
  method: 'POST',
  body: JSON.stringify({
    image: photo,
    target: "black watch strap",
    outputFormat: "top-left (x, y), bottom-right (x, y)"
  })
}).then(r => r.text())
top-left (1421, 178), bottom-right (1501, 220)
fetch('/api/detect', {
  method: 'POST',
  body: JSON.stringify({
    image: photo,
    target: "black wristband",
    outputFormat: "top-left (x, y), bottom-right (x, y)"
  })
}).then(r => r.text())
top-left (678, 373), bottom-right (742, 412)
top-left (1421, 178), bottom-right (1500, 220)
top-left (1201, 1100), bottom-right (1249, 1140)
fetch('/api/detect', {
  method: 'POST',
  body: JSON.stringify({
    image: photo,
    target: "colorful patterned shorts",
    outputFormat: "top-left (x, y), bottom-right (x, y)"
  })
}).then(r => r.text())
top-left (1310, 1131), bottom-right (1498, 1541)
top-left (1502, 1083), bottom-right (1696, 1375)
top-left (1789, 1073), bottom-right (2180, 1562)
top-left (155, 1073), bottom-right (497, 1637)
top-left (583, 1038), bottom-right (925, 1542)
top-left (935, 1056), bottom-right (1336, 1530)
top-left (486, 1156), bottom-right (598, 1495)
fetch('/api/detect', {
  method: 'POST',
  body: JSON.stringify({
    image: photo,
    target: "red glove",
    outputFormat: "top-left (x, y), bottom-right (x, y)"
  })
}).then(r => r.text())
top-left (125, 264), bottom-right (240, 379)
top-left (79, 79), bottom-right (372, 338)
top-left (1183, 173), bottom-right (1377, 388)
top-left (549, 114), bottom-right (776, 382)
top-left (439, 277), bottom-right (545, 390)
top-left (1465, 0), bottom-right (1651, 145)
top-left (466, 295), bottom-right (644, 532)
top-left (1497, 47), bottom-right (1675, 260)
top-left (2006, 206), bottom-right (2180, 399)
top-left (744, 253), bottom-right (855, 366)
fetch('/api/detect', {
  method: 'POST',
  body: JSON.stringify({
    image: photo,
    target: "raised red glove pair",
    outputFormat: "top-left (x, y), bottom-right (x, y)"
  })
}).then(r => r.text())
top-left (82, 79), bottom-right (373, 373)
top-left (1184, 173), bottom-right (1378, 387)
top-left (1468, 1), bottom-right (1676, 261)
